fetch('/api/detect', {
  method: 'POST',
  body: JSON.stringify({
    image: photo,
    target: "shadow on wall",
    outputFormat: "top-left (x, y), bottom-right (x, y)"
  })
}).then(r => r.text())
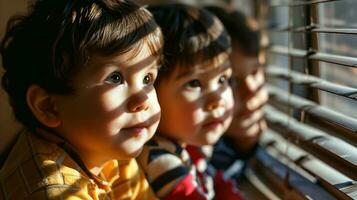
top-left (0, 0), bottom-right (27, 156)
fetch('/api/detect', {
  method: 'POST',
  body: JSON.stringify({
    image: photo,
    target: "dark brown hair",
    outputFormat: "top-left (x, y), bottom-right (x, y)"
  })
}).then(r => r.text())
top-left (147, 3), bottom-right (231, 83)
top-left (1, 0), bottom-right (163, 130)
top-left (205, 6), bottom-right (261, 57)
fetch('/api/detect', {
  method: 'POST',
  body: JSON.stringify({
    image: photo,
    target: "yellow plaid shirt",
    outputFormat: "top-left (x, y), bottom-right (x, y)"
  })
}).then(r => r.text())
top-left (0, 129), bottom-right (157, 200)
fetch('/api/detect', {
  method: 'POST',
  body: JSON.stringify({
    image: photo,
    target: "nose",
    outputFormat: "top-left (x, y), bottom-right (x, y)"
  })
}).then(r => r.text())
top-left (127, 91), bottom-right (150, 113)
top-left (204, 92), bottom-right (224, 111)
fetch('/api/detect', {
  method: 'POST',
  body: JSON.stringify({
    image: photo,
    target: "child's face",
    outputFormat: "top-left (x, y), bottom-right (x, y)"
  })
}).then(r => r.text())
top-left (157, 53), bottom-right (234, 146)
top-left (54, 44), bottom-right (161, 162)
top-left (226, 47), bottom-right (268, 148)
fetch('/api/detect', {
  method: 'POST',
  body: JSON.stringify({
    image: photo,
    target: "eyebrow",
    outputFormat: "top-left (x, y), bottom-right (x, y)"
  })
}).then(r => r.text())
top-left (148, 59), bottom-right (161, 70)
top-left (107, 54), bottom-right (161, 73)
top-left (175, 61), bottom-right (231, 80)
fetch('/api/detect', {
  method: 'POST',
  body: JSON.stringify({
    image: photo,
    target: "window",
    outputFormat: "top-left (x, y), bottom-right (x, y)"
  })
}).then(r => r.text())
top-left (317, 1), bottom-right (357, 119)
top-left (250, 0), bottom-right (357, 199)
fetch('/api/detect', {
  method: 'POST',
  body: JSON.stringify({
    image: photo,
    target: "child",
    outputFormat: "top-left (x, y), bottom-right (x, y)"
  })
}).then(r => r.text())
top-left (0, 0), bottom-right (163, 199)
top-left (205, 6), bottom-right (268, 180)
top-left (137, 4), bottom-right (243, 200)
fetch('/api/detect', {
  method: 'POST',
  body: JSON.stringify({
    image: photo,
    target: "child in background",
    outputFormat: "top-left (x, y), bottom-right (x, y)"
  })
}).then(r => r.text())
top-left (0, 0), bottom-right (163, 199)
top-left (205, 6), bottom-right (268, 180)
top-left (137, 4), bottom-right (243, 200)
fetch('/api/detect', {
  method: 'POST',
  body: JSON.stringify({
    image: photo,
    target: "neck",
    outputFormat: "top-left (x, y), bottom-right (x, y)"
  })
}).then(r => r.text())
top-left (74, 148), bottom-right (112, 175)
top-left (35, 128), bottom-right (109, 178)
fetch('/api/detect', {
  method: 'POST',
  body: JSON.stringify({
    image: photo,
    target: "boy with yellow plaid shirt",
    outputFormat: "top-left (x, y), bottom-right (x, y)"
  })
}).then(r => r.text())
top-left (0, 0), bottom-right (163, 199)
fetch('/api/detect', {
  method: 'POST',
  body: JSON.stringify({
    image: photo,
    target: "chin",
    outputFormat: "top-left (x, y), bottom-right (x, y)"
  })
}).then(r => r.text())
top-left (207, 130), bottom-right (224, 143)
top-left (194, 136), bottom-right (219, 146)
top-left (128, 146), bottom-right (144, 158)
top-left (205, 138), bottom-right (220, 145)
top-left (116, 146), bottom-right (144, 160)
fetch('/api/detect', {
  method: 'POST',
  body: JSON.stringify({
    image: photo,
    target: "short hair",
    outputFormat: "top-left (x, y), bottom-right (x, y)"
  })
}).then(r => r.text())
top-left (205, 6), bottom-right (261, 56)
top-left (1, 0), bottom-right (163, 130)
top-left (147, 4), bottom-right (231, 83)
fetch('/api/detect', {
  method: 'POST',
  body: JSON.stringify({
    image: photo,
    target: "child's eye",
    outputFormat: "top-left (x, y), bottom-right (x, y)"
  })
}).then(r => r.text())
top-left (143, 73), bottom-right (155, 85)
top-left (185, 79), bottom-right (201, 89)
top-left (218, 75), bottom-right (228, 84)
top-left (105, 72), bottom-right (123, 85)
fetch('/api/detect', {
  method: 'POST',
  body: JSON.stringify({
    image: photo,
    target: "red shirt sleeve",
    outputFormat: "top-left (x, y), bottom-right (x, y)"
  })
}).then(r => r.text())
top-left (214, 170), bottom-right (245, 200)
top-left (163, 173), bottom-right (208, 200)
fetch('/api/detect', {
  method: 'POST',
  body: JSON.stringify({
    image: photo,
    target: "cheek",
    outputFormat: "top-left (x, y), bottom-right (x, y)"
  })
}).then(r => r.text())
top-left (99, 88), bottom-right (127, 112)
top-left (148, 89), bottom-right (161, 113)
top-left (181, 91), bottom-right (203, 118)
top-left (224, 88), bottom-right (235, 110)
top-left (183, 100), bottom-right (204, 129)
top-left (173, 97), bottom-right (201, 129)
top-left (192, 109), bottom-right (205, 127)
top-left (74, 88), bottom-right (127, 124)
top-left (183, 91), bottom-right (201, 102)
top-left (147, 90), bottom-right (161, 131)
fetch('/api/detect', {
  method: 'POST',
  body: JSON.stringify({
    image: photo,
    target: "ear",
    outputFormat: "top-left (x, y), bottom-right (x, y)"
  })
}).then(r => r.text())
top-left (26, 85), bottom-right (61, 128)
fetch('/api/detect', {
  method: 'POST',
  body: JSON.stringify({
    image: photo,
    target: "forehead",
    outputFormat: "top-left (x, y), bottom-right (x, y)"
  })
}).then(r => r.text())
top-left (86, 42), bottom-right (160, 73)
top-left (174, 52), bottom-right (230, 80)
top-left (231, 48), bottom-right (260, 77)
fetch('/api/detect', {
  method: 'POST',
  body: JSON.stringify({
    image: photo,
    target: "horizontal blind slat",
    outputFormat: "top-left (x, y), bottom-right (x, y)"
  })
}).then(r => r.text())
top-left (312, 27), bottom-right (357, 34)
top-left (265, 105), bottom-right (357, 179)
top-left (268, 45), bottom-right (357, 68)
top-left (261, 129), bottom-right (354, 188)
top-left (269, 46), bottom-right (307, 58)
top-left (267, 85), bottom-right (357, 137)
top-left (309, 52), bottom-right (357, 68)
top-left (261, 130), bottom-right (356, 199)
top-left (269, 0), bottom-right (343, 7)
top-left (268, 26), bottom-right (357, 35)
top-left (253, 147), bottom-right (340, 199)
top-left (266, 67), bottom-right (357, 100)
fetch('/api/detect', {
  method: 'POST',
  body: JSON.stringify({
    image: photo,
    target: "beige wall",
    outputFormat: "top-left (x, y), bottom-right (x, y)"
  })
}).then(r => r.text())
top-left (0, 0), bottom-right (27, 155)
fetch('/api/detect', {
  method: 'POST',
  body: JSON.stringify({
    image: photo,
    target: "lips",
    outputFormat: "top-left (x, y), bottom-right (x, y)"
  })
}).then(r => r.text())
top-left (203, 118), bottom-right (224, 130)
top-left (121, 122), bottom-right (148, 137)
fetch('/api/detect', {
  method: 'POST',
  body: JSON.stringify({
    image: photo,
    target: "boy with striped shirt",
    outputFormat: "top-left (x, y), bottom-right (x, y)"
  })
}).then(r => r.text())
top-left (137, 4), bottom-right (243, 200)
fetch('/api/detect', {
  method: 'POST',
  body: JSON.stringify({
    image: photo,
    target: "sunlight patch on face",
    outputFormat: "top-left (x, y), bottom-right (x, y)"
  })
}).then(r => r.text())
top-left (110, 42), bottom-right (161, 70)
top-left (76, 41), bottom-right (160, 91)
top-left (175, 51), bottom-right (230, 80)
top-left (175, 55), bottom-right (233, 105)
top-left (193, 106), bottom-right (228, 125)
